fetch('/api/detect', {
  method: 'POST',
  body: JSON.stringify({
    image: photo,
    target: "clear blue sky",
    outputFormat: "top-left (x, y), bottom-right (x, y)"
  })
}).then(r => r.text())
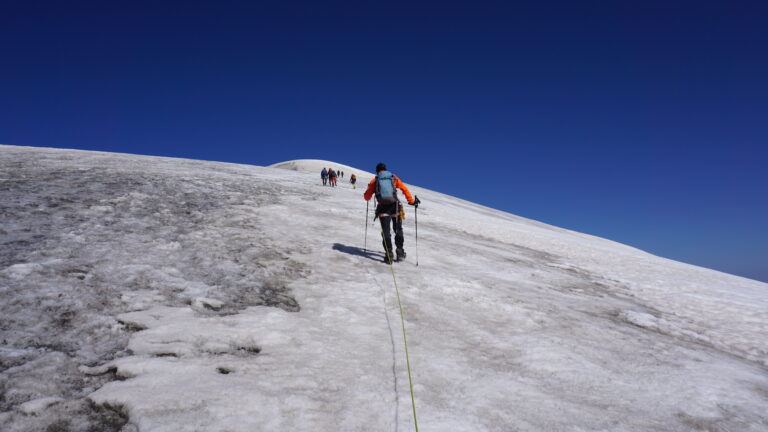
top-left (2, 1), bottom-right (766, 282)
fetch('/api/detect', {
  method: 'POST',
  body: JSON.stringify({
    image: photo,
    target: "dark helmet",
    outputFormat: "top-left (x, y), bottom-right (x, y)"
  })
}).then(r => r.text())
top-left (375, 162), bottom-right (387, 172)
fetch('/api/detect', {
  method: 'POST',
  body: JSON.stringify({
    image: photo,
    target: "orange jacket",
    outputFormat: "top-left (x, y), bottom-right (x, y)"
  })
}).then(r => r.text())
top-left (364, 173), bottom-right (414, 204)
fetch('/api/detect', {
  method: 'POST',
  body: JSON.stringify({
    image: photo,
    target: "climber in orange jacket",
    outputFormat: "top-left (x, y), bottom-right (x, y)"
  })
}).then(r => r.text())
top-left (364, 162), bottom-right (418, 264)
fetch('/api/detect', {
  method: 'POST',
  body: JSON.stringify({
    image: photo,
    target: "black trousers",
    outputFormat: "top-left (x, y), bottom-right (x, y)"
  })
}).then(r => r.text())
top-left (377, 202), bottom-right (404, 256)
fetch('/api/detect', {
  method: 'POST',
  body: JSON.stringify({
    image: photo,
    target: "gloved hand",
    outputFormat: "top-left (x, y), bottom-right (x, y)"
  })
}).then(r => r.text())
top-left (409, 196), bottom-right (421, 208)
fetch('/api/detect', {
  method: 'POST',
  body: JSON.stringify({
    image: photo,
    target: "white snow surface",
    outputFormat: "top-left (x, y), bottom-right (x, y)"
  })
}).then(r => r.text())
top-left (1, 145), bottom-right (767, 432)
top-left (269, 158), bottom-right (374, 182)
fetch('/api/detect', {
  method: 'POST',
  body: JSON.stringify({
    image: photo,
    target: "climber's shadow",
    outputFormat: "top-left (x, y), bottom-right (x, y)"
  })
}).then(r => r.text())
top-left (332, 243), bottom-right (385, 262)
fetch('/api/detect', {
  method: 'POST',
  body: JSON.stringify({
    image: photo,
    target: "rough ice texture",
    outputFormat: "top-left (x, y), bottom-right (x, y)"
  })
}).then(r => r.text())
top-left (1, 146), bottom-right (306, 431)
top-left (1, 145), bottom-right (767, 432)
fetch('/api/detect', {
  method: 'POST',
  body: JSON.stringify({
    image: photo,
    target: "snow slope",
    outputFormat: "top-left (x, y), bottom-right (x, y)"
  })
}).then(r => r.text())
top-left (1, 145), bottom-right (767, 432)
top-left (269, 159), bottom-right (373, 182)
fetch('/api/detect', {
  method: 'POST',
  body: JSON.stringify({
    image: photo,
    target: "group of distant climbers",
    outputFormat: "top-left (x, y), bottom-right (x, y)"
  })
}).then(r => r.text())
top-left (319, 162), bottom-right (420, 265)
top-left (321, 168), bottom-right (357, 188)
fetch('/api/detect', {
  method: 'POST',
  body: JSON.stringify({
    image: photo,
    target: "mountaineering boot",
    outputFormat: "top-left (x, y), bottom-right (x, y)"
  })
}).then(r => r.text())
top-left (382, 242), bottom-right (394, 264)
top-left (382, 236), bottom-right (394, 265)
top-left (396, 247), bottom-right (406, 262)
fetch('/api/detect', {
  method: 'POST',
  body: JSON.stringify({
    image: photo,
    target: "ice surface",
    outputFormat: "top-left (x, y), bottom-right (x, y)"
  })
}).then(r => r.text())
top-left (18, 396), bottom-right (63, 415)
top-left (1, 145), bottom-right (767, 431)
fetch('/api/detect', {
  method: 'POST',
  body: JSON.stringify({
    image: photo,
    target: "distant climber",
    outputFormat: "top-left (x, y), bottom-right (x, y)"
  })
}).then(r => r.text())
top-left (364, 162), bottom-right (419, 264)
top-left (321, 168), bottom-right (328, 186)
top-left (329, 169), bottom-right (337, 187)
top-left (350, 173), bottom-right (357, 189)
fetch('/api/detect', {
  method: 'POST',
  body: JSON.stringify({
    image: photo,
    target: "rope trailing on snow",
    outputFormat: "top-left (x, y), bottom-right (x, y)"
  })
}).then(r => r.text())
top-left (379, 224), bottom-right (420, 432)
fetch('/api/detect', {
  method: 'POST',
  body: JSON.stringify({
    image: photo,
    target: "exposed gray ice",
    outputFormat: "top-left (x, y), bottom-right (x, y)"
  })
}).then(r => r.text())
top-left (1, 147), bottom-right (310, 431)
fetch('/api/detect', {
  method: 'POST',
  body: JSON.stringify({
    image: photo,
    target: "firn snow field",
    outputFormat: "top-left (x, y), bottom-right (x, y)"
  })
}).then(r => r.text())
top-left (1, 145), bottom-right (767, 432)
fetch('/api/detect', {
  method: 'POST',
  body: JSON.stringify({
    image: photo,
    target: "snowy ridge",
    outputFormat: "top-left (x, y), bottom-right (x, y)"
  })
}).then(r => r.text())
top-left (269, 159), bottom-right (374, 182)
top-left (273, 159), bottom-right (645, 255)
top-left (1, 145), bottom-right (767, 432)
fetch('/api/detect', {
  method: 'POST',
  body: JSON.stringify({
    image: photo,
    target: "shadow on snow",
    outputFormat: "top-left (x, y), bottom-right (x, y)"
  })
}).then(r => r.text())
top-left (332, 243), bottom-right (385, 263)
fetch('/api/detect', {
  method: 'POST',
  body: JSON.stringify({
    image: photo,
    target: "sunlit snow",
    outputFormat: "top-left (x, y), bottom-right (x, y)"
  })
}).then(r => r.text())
top-left (1, 145), bottom-right (767, 431)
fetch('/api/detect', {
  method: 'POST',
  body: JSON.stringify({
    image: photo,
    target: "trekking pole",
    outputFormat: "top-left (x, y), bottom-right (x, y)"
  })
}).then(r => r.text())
top-left (364, 200), bottom-right (369, 252)
top-left (414, 196), bottom-right (420, 266)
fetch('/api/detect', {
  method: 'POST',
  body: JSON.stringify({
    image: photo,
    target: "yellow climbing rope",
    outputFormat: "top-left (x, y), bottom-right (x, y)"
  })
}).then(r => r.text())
top-left (381, 230), bottom-right (420, 432)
